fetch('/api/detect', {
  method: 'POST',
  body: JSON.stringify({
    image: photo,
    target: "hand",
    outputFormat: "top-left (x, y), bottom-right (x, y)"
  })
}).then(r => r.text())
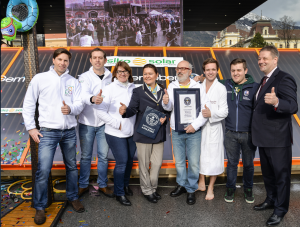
top-left (119, 123), bottom-right (122, 130)
top-left (202, 104), bottom-right (211, 118)
top-left (163, 89), bottom-right (169, 105)
top-left (264, 87), bottom-right (279, 106)
top-left (194, 74), bottom-right (205, 83)
top-left (119, 102), bottom-right (127, 115)
top-left (28, 128), bottom-right (43, 143)
top-left (61, 101), bottom-right (71, 115)
top-left (184, 124), bottom-right (195, 133)
top-left (92, 89), bottom-right (103, 105)
top-left (160, 116), bottom-right (167, 125)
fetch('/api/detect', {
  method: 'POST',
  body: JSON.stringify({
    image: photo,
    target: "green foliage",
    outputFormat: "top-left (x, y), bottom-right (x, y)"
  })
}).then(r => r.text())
top-left (249, 32), bottom-right (269, 48)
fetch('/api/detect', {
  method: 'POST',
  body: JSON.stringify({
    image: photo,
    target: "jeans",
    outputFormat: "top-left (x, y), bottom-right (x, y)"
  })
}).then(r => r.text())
top-left (78, 124), bottom-right (109, 188)
top-left (224, 129), bottom-right (256, 191)
top-left (34, 127), bottom-right (78, 210)
top-left (171, 129), bottom-right (201, 193)
top-left (105, 134), bottom-right (136, 196)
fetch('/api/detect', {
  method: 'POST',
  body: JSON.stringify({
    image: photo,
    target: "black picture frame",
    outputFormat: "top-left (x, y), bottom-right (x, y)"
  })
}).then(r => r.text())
top-left (173, 88), bottom-right (201, 132)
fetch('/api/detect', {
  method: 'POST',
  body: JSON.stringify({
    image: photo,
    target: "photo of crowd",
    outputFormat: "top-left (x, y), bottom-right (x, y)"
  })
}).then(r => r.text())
top-left (65, 0), bottom-right (182, 47)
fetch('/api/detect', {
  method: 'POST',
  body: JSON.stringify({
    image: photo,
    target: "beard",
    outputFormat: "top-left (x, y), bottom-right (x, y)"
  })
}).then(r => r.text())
top-left (177, 72), bottom-right (190, 83)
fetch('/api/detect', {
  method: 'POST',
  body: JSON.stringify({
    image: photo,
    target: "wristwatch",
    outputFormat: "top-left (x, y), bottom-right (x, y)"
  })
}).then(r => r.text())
top-left (90, 96), bottom-right (94, 104)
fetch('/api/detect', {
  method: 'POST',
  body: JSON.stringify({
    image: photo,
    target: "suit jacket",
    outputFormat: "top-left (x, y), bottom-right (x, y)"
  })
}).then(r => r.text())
top-left (251, 68), bottom-right (298, 147)
top-left (122, 84), bottom-right (170, 144)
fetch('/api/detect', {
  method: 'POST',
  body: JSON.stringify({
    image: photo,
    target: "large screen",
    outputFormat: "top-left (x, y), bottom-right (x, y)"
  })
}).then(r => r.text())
top-left (65, 0), bottom-right (182, 47)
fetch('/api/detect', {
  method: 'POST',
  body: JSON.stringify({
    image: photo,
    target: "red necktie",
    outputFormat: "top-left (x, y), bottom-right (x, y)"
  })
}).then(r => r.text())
top-left (257, 76), bottom-right (268, 96)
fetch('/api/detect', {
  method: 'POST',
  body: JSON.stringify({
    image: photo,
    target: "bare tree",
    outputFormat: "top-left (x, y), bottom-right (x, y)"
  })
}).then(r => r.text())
top-left (278, 16), bottom-right (296, 48)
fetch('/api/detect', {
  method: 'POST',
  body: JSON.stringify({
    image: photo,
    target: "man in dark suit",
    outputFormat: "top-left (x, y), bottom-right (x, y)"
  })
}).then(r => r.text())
top-left (252, 46), bottom-right (298, 226)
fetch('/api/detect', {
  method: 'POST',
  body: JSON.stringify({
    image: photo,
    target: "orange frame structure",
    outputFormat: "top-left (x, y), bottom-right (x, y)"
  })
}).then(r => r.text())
top-left (1, 46), bottom-right (300, 171)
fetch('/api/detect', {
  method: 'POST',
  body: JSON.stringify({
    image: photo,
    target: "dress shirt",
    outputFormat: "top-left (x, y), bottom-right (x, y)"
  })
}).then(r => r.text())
top-left (256, 67), bottom-right (279, 107)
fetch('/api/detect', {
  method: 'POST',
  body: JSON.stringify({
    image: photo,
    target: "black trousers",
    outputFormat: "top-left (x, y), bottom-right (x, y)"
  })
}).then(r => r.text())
top-left (259, 146), bottom-right (292, 217)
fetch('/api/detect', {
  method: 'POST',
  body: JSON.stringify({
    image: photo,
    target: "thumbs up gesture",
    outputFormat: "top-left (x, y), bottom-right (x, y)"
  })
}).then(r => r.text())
top-left (163, 89), bottom-right (169, 105)
top-left (202, 104), bottom-right (211, 118)
top-left (92, 89), bottom-right (103, 105)
top-left (264, 87), bottom-right (279, 106)
top-left (61, 101), bottom-right (71, 115)
top-left (119, 102), bottom-right (127, 115)
top-left (194, 74), bottom-right (205, 83)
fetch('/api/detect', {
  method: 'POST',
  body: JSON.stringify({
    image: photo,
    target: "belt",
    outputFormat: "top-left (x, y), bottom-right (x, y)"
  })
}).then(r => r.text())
top-left (40, 127), bottom-right (75, 131)
top-left (226, 129), bottom-right (249, 134)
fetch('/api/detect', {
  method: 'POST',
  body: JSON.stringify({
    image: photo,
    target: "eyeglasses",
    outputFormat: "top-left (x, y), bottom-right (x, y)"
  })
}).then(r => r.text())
top-left (117, 70), bottom-right (129, 75)
top-left (175, 67), bottom-right (191, 71)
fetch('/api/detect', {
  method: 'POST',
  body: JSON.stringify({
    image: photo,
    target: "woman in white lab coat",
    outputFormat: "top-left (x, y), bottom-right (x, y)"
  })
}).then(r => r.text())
top-left (197, 58), bottom-right (228, 200)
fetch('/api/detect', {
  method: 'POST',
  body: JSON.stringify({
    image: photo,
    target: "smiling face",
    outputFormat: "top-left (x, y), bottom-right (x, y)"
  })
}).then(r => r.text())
top-left (230, 63), bottom-right (248, 85)
top-left (258, 50), bottom-right (278, 75)
top-left (52, 53), bottom-right (70, 76)
top-left (116, 66), bottom-right (129, 83)
top-left (143, 67), bottom-right (158, 87)
top-left (90, 51), bottom-right (107, 71)
top-left (204, 63), bottom-right (218, 82)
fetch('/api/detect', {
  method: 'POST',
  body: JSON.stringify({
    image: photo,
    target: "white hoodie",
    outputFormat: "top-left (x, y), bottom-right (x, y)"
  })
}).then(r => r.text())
top-left (162, 79), bottom-right (211, 131)
top-left (94, 79), bottom-right (136, 138)
top-left (78, 67), bottom-right (112, 127)
top-left (23, 66), bottom-right (83, 131)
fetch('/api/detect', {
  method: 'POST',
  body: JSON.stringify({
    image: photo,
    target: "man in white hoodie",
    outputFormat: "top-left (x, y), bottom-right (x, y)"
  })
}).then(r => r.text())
top-left (162, 60), bottom-right (210, 205)
top-left (77, 48), bottom-right (114, 198)
top-left (23, 48), bottom-right (85, 225)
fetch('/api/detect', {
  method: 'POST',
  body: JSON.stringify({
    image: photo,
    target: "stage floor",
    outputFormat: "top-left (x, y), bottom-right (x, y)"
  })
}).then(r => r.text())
top-left (54, 175), bottom-right (300, 227)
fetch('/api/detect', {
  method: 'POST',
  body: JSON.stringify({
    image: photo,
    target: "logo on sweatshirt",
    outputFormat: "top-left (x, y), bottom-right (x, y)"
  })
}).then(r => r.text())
top-left (244, 90), bottom-right (249, 96)
top-left (79, 80), bottom-right (84, 83)
top-left (146, 113), bottom-right (159, 126)
top-left (65, 85), bottom-right (74, 96)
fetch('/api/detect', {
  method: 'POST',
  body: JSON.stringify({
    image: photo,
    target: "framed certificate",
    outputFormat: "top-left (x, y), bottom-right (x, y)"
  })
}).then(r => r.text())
top-left (173, 88), bottom-right (201, 132)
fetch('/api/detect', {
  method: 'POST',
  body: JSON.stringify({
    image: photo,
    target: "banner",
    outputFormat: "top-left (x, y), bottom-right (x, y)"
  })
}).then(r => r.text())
top-left (1, 108), bottom-right (23, 113)
top-left (105, 56), bottom-right (183, 67)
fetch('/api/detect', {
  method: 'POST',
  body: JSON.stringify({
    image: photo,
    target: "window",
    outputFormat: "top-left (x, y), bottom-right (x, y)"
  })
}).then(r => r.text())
top-left (294, 44), bottom-right (297, 48)
top-left (280, 44), bottom-right (283, 48)
top-left (229, 40), bottom-right (232, 45)
top-left (265, 30), bottom-right (267, 35)
top-left (287, 44), bottom-right (290, 48)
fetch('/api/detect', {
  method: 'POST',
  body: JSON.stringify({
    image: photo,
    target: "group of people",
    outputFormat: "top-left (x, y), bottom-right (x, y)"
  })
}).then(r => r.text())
top-left (67, 14), bottom-right (180, 47)
top-left (23, 46), bottom-right (297, 226)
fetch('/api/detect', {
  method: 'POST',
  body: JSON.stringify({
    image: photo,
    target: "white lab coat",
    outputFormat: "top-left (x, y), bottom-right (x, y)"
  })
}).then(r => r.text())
top-left (200, 78), bottom-right (228, 176)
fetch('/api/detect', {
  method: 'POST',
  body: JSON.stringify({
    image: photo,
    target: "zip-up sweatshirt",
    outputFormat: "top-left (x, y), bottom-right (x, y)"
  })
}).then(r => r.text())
top-left (220, 74), bottom-right (260, 132)
top-left (78, 67), bottom-right (112, 127)
top-left (94, 79), bottom-right (136, 138)
top-left (23, 66), bottom-right (84, 131)
top-left (162, 79), bottom-right (211, 131)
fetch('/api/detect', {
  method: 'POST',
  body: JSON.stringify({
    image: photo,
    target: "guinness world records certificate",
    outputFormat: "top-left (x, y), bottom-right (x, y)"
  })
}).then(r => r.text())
top-left (173, 88), bottom-right (201, 132)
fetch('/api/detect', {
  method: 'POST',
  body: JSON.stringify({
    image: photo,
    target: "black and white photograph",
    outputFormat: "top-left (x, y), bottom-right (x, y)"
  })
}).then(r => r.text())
top-left (65, 0), bottom-right (182, 46)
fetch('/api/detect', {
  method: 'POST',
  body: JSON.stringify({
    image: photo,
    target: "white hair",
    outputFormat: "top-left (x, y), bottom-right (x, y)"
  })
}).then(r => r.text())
top-left (178, 60), bottom-right (193, 70)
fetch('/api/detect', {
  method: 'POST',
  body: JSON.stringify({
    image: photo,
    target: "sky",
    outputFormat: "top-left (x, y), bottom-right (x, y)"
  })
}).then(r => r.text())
top-left (252, 0), bottom-right (300, 25)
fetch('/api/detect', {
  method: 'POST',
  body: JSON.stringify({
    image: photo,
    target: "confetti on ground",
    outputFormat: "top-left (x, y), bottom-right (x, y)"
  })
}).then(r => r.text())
top-left (4, 137), bottom-right (7, 140)
top-left (79, 220), bottom-right (85, 222)
top-left (166, 211), bottom-right (170, 214)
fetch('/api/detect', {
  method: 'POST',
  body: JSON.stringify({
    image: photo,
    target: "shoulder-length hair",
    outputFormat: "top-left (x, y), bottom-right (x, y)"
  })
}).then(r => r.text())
top-left (112, 61), bottom-right (133, 83)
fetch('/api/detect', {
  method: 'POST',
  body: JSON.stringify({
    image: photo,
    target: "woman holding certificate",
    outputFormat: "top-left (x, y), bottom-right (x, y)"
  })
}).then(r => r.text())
top-left (197, 58), bottom-right (228, 200)
top-left (96, 61), bottom-right (136, 206)
top-left (119, 64), bottom-right (169, 203)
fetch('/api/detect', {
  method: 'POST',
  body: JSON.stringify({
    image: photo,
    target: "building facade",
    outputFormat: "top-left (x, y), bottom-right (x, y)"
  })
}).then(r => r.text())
top-left (213, 20), bottom-right (300, 48)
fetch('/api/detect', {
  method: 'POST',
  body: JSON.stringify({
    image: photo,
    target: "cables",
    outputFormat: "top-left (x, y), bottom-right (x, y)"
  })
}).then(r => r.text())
top-left (52, 178), bottom-right (66, 193)
top-left (5, 177), bottom-right (69, 200)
